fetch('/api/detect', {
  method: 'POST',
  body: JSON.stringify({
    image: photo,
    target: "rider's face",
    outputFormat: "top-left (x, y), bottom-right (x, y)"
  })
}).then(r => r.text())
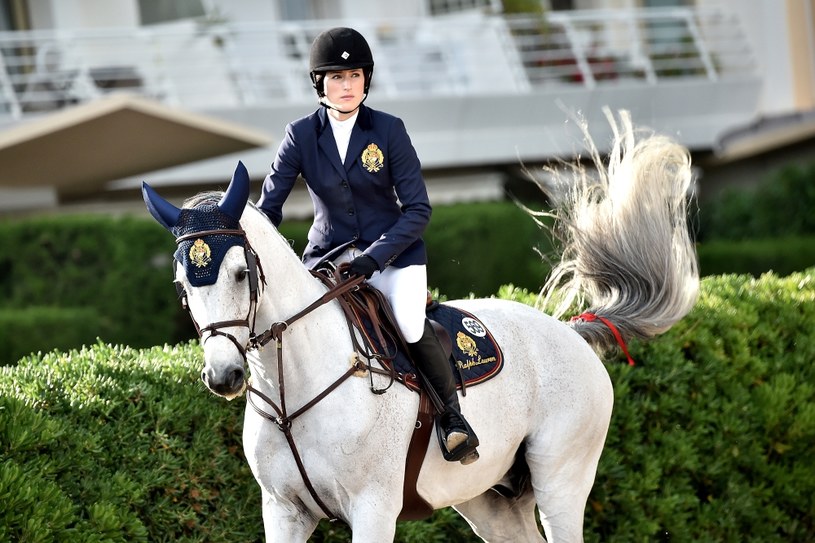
top-left (323, 69), bottom-right (365, 118)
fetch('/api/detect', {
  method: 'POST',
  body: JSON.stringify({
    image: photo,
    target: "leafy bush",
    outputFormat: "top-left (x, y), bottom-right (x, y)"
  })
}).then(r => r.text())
top-left (280, 201), bottom-right (553, 299)
top-left (0, 215), bottom-right (185, 350)
top-left (0, 342), bottom-right (256, 543)
top-left (2, 269), bottom-right (814, 541)
top-left (425, 201), bottom-right (554, 298)
top-left (0, 203), bottom-right (553, 364)
top-left (693, 161), bottom-right (815, 278)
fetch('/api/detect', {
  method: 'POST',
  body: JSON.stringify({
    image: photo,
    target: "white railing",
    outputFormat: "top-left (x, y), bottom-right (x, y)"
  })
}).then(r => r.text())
top-left (0, 6), bottom-right (755, 120)
top-left (511, 7), bottom-right (755, 88)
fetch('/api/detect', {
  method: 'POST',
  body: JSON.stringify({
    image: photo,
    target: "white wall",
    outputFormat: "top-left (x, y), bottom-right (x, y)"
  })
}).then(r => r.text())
top-left (337, 0), bottom-right (425, 18)
top-left (702, 0), bottom-right (794, 116)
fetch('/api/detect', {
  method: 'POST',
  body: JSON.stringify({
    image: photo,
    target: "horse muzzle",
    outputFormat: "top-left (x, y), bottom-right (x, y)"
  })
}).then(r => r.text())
top-left (201, 363), bottom-right (246, 400)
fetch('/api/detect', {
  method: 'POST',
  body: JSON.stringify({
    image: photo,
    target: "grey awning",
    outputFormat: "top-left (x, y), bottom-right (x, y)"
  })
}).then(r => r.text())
top-left (0, 94), bottom-right (272, 196)
top-left (714, 110), bottom-right (815, 162)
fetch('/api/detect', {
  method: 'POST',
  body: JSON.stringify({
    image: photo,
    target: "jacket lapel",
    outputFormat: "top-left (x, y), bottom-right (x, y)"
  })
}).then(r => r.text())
top-left (316, 108), bottom-right (347, 179)
top-left (345, 105), bottom-right (373, 173)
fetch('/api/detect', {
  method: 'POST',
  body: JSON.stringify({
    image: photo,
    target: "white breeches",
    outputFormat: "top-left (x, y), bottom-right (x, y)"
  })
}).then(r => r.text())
top-left (334, 248), bottom-right (427, 343)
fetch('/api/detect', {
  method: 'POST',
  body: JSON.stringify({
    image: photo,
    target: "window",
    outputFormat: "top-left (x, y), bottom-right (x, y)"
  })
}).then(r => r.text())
top-left (429, 0), bottom-right (498, 16)
top-left (0, 0), bottom-right (28, 31)
top-left (138, 0), bottom-right (206, 25)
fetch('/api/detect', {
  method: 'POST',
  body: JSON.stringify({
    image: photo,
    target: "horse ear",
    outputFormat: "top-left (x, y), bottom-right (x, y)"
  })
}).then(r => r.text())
top-left (142, 181), bottom-right (181, 231)
top-left (218, 161), bottom-right (250, 221)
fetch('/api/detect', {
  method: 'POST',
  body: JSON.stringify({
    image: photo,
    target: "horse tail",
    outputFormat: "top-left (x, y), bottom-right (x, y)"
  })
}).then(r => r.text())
top-left (538, 109), bottom-right (699, 355)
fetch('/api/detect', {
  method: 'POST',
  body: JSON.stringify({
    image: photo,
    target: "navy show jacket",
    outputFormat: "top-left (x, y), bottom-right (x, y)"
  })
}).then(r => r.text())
top-left (257, 104), bottom-right (431, 270)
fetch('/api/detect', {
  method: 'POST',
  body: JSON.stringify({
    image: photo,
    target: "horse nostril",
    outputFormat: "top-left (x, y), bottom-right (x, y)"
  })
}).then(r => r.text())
top-left (201, 370), bottom-right (208, 384)
top-left (230, 367), bottom-right (245, 388)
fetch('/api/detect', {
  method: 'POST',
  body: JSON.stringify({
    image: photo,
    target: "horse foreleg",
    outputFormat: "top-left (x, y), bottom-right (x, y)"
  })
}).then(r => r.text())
top-left (260, 488), bottom-right (320, 543)
top-left (454, 489), bottom-right (545, 542)
top-left (346, 513), bottom-right (397, 543)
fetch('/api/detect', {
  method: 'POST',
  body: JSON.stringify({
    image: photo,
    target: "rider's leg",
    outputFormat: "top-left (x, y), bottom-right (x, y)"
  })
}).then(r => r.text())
top-left (369, 263), bottom-right (478, 464)
top-left (408, 319), bottom-right (471, 451)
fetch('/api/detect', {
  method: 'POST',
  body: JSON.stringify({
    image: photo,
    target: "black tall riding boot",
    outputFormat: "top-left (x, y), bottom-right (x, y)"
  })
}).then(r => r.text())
top-left (408, 319), bottom-right (479, 464)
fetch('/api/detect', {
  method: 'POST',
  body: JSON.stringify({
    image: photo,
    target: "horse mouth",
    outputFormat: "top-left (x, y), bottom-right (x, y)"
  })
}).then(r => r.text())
top-left (208, 379), bottom-right (246, 401)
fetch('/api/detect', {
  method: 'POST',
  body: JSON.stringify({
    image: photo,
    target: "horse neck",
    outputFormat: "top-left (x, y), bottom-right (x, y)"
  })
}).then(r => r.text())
top-left (242, 209), bottom-right (324, 321)
top-left (242, 209), bottom-right (352, 388)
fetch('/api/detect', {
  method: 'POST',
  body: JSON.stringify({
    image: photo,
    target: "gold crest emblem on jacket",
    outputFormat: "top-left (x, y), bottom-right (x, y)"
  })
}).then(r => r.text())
top-left (361, 143), bottom-right (384, 173)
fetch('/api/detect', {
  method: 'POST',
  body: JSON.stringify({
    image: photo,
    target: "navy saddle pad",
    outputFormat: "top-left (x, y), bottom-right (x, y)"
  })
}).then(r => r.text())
top-left (363, 301), bottom-right (504, 391)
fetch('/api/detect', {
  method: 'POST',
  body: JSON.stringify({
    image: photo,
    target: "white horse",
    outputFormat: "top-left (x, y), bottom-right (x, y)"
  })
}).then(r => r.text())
top-left (142, 111), bottom-right (698, 542)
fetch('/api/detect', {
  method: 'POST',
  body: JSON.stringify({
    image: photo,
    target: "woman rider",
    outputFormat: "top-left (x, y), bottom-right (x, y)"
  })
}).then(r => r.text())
top-left (256, 27), bottom-right (478, 464)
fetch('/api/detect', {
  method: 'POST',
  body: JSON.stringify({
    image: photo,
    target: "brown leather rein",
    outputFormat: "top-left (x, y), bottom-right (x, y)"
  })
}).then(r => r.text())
top-left (174, 227), bottom-right (391, 521)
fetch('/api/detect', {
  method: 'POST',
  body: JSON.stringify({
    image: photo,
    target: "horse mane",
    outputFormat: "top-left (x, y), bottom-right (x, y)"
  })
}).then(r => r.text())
top-left (182, 191), bottom-right (222, 209)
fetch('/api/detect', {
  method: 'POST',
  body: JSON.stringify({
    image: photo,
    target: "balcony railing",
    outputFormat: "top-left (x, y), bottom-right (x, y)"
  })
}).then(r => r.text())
top-left (0, 6), bottom-right (756, 120)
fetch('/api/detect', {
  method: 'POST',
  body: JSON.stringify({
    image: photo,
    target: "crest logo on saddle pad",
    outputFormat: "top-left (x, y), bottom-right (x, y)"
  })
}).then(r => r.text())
top-left (189, 239), bottom-right (212, 268)
top-left (455, 329), bottom-right (498, 370)
top-left (361, 143), bottom-right (384, 173)
top-left (456, 332), bottom-right (478, 357)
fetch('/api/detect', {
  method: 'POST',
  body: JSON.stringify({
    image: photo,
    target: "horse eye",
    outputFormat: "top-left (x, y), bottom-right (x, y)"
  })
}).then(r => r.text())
top-left (236, 269), bottom-right (249, 282)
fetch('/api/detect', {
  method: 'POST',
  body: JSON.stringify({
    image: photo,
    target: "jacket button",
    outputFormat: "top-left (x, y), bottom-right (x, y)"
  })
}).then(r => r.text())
top-left (341, 181), bottom-right (349, 188)
top-left (347, 208), bottom-right (355, 216)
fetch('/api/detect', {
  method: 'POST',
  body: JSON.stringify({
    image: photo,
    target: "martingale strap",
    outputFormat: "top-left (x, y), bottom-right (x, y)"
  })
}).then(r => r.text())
top-left (243, 270), bottom-right (370, 522)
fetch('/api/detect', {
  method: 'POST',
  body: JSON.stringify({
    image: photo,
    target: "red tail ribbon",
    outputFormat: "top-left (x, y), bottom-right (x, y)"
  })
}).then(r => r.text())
top-left (570, 313), bottom-right (636, 366)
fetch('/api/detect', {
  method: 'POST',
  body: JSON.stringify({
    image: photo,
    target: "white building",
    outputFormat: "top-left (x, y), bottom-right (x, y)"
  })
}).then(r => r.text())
top-left (0, 0), bottom-right (812, 214)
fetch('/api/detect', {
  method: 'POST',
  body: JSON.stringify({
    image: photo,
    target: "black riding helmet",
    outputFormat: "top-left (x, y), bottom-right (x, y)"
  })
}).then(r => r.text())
top-left (309, 27), bottom-right (374, 98)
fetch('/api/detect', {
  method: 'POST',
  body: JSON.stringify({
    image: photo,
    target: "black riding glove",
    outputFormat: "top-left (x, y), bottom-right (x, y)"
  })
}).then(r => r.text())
top-left (348, 255), bottom-right (378, 279)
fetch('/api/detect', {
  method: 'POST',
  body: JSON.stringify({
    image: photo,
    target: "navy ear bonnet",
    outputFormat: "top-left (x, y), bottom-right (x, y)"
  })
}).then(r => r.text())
top-left (172, 205), bottom-right (244, 287)
top-left (142, 161), bottom-right (252, 288)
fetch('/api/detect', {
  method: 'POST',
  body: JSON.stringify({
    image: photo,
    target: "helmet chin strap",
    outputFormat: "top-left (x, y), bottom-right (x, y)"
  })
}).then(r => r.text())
top-left (319, 93), bottom-right (368, 115)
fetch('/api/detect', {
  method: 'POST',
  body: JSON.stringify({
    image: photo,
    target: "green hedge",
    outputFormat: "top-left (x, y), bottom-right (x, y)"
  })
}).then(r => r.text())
top-left (697, 236), bottom-right (815, 278)
top-left (424, 201), bottom-right (553, 298)
top-left (0, 306), bottom-right (103, 365)
top-left (0, 203), bottom-right (552, 364)
top-left (0, 342), bottom-right (255, 543)
top-left (278, 201), bottom-right (553, 299)
top-left (699, 162), bottom-right (815, 241)
top-left (1, 203), bottom-right (812, 365)
top-left (2, 269), bottom-right (813, 541)
top-left (0, 215), bottom-right (184, 351)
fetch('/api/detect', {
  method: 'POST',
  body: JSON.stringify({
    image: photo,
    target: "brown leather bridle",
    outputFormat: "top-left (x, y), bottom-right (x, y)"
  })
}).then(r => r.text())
top-left (174, 228), bottom-right (264, 359)
top-left (173, 227), bottom-right (373, 521)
